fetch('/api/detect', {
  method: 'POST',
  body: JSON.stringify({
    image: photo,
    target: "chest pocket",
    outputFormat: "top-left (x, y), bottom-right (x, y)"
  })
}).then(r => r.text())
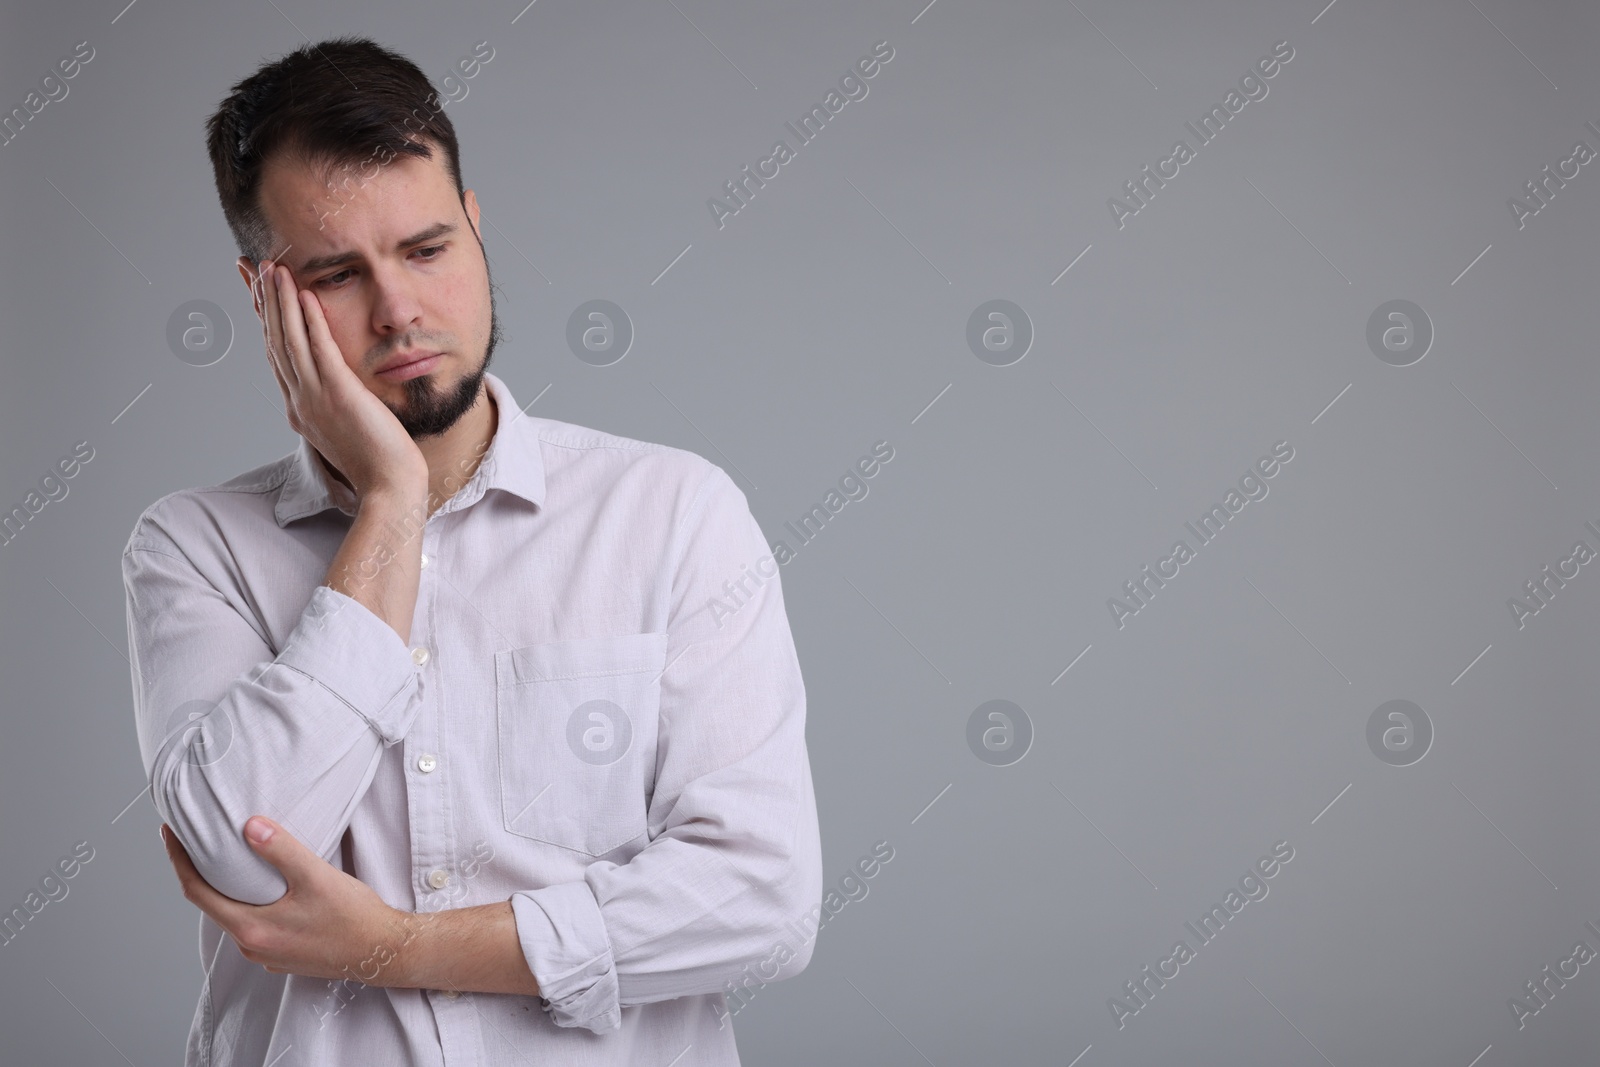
top-left (495, 632), bottom-right (668, 857)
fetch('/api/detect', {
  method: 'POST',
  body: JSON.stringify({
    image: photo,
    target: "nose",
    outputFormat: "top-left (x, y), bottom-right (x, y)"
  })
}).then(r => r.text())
top-left (369, 259), bottom-right (424, 339)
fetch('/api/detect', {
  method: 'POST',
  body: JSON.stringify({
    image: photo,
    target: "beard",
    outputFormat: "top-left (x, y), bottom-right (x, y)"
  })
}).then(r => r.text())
top-left (386, 258), bottom-right (503, 439)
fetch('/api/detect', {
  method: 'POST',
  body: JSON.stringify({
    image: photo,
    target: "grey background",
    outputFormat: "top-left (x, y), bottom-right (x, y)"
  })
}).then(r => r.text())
top-left (2, 0), bottom-right (1598, 1063)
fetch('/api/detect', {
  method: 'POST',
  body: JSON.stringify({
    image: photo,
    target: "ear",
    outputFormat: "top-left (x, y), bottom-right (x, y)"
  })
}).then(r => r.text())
top-left (237, 256), bottom-right (266, 321)
top-left (463, 188), bottom-right (482, 244)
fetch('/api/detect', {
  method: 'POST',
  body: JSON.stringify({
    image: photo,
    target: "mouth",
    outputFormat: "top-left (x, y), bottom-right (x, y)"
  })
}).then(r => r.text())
top-left (375, 351), bottom-right (444, 382)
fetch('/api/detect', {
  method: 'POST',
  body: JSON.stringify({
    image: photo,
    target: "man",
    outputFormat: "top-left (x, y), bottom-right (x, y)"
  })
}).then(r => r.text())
top-left (123, 36), bottom-right (821, 1065)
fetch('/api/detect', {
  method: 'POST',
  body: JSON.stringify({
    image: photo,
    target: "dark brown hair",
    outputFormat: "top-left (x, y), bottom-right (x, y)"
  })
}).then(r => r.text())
top-left (204, 36), bottom-right (464, 263)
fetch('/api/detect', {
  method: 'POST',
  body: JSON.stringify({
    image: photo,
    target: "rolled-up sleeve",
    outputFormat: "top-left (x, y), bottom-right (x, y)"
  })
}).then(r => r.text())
top-left (124, 513), bottom-right (424, 905)
top-left (510, 462), bottom-right (823, 1033)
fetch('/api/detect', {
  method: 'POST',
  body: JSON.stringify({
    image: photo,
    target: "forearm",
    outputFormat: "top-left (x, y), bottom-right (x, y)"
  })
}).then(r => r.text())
top-left (385, 900), bottom-right (541, 997)
top-left (129, 536), bottom-right (427, 905)
top-left (324, 485), bottom-right (429, 645)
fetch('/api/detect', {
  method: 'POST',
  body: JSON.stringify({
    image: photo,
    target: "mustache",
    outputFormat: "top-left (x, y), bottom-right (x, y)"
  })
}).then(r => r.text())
top-left (366, 335), bottom-right (454, 368)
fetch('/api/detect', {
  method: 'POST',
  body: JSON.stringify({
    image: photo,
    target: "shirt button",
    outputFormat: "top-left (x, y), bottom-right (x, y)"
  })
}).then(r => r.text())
top-left (411, 647), bottom-right (430, 666)
top-left (427, 869), bottom-right (450, 890)
top-left (420, 553), bottom-right (430, 569)
top-left (416, 753), bottom-right (438, 774)
top-left (442, 989), bottom-right (461, 999)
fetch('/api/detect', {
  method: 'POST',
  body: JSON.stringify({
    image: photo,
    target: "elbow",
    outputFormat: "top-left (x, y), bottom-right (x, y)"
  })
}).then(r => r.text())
top-left (747, 851), bottom-right (825, 985)
top-left (778, 921), bottom-right (817, 980)
top-left (153, 750), bottom-right (288, 906)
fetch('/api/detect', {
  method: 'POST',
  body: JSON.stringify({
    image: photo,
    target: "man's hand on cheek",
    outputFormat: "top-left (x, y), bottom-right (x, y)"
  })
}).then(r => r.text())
top-left (160, 818), bottom-right (418, 987)
top-left (251, 259), bottom-right (428, 502)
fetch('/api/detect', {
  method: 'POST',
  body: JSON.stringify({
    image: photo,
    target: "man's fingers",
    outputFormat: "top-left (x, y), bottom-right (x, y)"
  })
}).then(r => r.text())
top-left (261, 262), bottom-right (287, 380)
top-left (243, 815), bottom-right (319, 894)
top-left (276, 268), bottom-right (321, 390)
top-left (256, 264), bottom-right (294, 411)
top-left (160, 824), bottom-right (249, 930)
top-left (298, 289), bottom-right (347, 386)
top-left (257, 260), bottom-right (297, 397)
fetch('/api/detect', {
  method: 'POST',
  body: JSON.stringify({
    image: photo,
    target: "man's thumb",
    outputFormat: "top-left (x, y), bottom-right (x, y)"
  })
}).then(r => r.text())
top-left (243, 816), bottom-right (316, 888)
top-left (245, 816), bottom-right (277, 845)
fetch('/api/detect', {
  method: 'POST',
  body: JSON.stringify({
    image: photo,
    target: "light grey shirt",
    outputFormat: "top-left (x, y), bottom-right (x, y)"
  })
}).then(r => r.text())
top-left (122, 371), bottom-right (822, 1066)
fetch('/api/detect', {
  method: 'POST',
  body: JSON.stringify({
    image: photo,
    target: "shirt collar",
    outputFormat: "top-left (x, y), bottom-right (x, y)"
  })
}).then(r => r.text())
top-left (273, 370), bottom-right (545, 526)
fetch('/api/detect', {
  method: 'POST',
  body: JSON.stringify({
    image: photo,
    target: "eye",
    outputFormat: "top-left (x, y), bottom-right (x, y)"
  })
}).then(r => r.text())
top-left (315, 269), bottom-right (353, 289)
top-left (413, 244), bottom-right (446, 260)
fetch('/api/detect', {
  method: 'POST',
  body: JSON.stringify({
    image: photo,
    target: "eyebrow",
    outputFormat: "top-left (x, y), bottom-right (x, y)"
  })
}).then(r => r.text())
top-left (293, 221), bottom-right (458, 277)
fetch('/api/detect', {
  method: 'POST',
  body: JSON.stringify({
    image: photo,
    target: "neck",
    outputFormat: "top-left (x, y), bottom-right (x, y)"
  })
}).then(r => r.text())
top-left (318, 381), bottom-right (498, 516)
top-left (415, 381), bottom-right (497, 514)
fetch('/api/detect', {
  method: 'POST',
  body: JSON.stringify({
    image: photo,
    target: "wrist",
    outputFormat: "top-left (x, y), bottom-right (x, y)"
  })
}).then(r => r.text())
top-left (358, 481), bottom-right (430, 521)
top-left (371, 908), bottom-right (433, 990)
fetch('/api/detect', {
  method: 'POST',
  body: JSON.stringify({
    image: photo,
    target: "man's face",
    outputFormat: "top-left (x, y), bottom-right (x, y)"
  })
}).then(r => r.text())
top-left (237, 143), bottom-right (499, 439)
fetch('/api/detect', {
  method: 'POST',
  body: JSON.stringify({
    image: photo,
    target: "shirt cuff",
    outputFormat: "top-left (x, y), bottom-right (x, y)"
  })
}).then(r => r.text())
top-left (510, 882), bottom-right (621, 1033)
top-left (275, 584), bottom-right (421, 745)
